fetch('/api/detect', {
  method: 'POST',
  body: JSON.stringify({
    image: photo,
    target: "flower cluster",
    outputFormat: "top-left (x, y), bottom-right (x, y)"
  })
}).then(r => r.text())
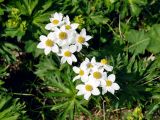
top-left (37, 12), bottom-right (92, 65)
top-left (73, 57), bottom-right (120, 100)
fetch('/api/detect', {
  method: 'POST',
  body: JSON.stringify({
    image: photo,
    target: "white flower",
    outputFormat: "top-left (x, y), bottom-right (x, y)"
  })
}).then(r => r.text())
top-left (89, 66), bottom-right (106, 85)
top-left (37, 32), bottom-right (59, 55)
top-left (101, 74), bottom-right (120, 95)
top-left (76, 79), bottom-right (100, 100)
top-left (81, 57), bottom-right (97, 72)
top-left (59, 45), bottom-right (77, 65)
top-left (62, 15), bottom-right (79, 31)
top-left (54, 27), bottom-right (75, 46)
top-left (73, 64), bottom-right (90, 82)
top-left (45, 12), bottom-right (63, 31)
top-left (99, 59), bottom-right (113, 71)
top-left (75, 28), bottom-right (92, 52)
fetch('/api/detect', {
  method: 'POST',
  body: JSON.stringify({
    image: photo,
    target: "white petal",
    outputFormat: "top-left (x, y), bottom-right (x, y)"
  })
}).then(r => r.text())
top-left (71, 23), bottom-right (79, 29)
top-left (71, 54), bottom-right (77, 62)
top-left (108, 88), bottom-right (115, 94)
top-left (102, 88), bottom-right (107, 95)
top-left (40, 35), bottom-right (47, 42)
top-left (84, 93), bottom-right (91, 100)
top-left (54, 12), bottom-right (59, 18)
top-left (108, 74), bottom-right (115, 82)
top-left (45, 23), bottom-right (54, 30)
top-left (73, 75), bottom-right (80, 82)
top-left (92, 88), bottom-right (100, 95)
top-left (86, 36), bottom-right (92, 41)
top-left (77, 44), bottom-right (82, 52)
top-left (44, 48), bottom-right (51, 55)
top-left (112, 83), bottom-right (120, 90)
top-left (100, 80), bottom-right (107, 87)
top-left (83, 42), bottom-right (89, 47)
top-left (61, 57), bottom-right (66, 64)
top-left (37, 42), bottom-right (45, 49)
top-left (47, 32), bottom-right (55, 40)
top-left (67, 57), bottom-right (72, 65)
top-left (70, 45), bottom-right (77, 53)
top-left (81, 28), bottom-right (86, 36)
top-left (81, 76), bottom-right (89, 83)
top-left (76, 84), bottom-right (84, 90)
top-left (77, 91), bottom-right (83, 96)
top-left (52, 44), bottom-right (59, 53)
top-left (73, 66), bottom-right (80, 73)
top-left (91, 57), bottom-right (96, 63)
top-left (104, 65), bottom-right (113, 71)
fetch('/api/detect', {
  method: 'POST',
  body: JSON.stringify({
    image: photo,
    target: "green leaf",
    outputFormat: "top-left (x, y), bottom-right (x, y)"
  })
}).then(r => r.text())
top-left (25, 40), bottom-right (37, 53)
top-left (51, 101), bottom-right (70, 111)
top-left (147, 24), bottom-right (160, 54)
top-left (125, 29), bottom-right (150, 55)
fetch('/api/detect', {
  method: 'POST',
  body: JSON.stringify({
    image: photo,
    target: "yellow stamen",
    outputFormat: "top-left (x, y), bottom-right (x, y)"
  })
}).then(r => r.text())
top-left (101, 59), bottom-right (108, 65)
top-left (87, 63), bottom-right (93, 68)
top-left (77, 36), bottom-right (85, 44)
top-left (64, 51), bottom-right (71, 57)
top-left (85, 84), bottom-right (93, 91)
top-left (59, 32), bottom-right (68, 40)
top-left (79, 69), bottom-right (84, 76)
top-left (52, 19), bottom-right (59, 25)
top-left (93, 72), bottom-right (102, 79)
top-left (106, 80), bottom-right (112, 86)
top-left (65, 25), bottom-right (71, 30)
top-left (45, 39), bottom-right (54, 47)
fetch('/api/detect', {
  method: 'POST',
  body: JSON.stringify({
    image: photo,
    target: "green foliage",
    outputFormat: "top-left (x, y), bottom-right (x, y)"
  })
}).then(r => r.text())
top-left (0, 94), bottom-right (28, 120)
top-left (125, 24), bottom-right (160, 55)
top-left (0, 0), bottom-right (160, 119)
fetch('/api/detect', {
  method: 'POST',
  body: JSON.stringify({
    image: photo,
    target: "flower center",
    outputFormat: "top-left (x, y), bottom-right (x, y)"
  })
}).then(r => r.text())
top-left (64, 51), bottom-right (71, 57)
top-left (59, 32), bottom-right (68, 40)
top-left (101, 59), bottom-right (108, 65)
top-left (93, 72), bottom-right (102, 79)
top-left (87, 63), bottom-right (93, 68)
top-left (106, 80), bottom-right (112, 87)
top-left (65, 25), bottom-right (71, 30)
top-left (77, 36), bottom-right (85, 44)
top-left (79, 69), bottom-right (84, 76)
top-left (45, 39), bottom-right (54, 47)
top-left (85, 84), bottom-right (93, 91)
top-left (52, 19), bottom-right (59, 25)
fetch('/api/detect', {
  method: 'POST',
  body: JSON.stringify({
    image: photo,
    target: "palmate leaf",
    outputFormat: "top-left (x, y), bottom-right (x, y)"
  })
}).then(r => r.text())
top-left (22, 0), bottom-right (39, 16)
top-left (125, 29), bottom-right (150, 55)
top-left (0, 94), bottom-right (28, 120)
top-left (147, 24), bottom-right (160, 54)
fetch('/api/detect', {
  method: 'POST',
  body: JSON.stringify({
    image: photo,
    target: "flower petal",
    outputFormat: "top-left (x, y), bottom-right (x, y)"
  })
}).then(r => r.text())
top-left (81, 28), bottom-right (86, 36)
top-left (52, 44), bottom-right (59, 53)
top-left (108, 88), bottom-right (115, 94)
top-left (71, 23), bottom-right (79, 29)
top-left (37, 42), bottom-right (45, 49)
top-left (44, 47), bottom-right (51, 55)
top-left (108, 74), bottom-right (115, 82)
top-left (70, 45), bottom-right (77, 53)
top-left (102, 88), bottom-right (107, 95)
top-left (40, 35), bottom-right (47, 42)
top-left (71, 54), bottom-right (77, 62)
top-left (67, 57), bottom-right (72, 65)
top-left (92, 88), bottom-right (100, 96)
top-left (61, 57), bottom-right (66, 64)
top-left (45, 23), bottom-right (54, 30)
top-left (47, 32), bottom-right (55, 40)
top-left (73, 75), bottom-right (80, 82)
top-left (84, 92), bottom-right (91, 100)
top-left (73, 66), bottom-right (80, 73)
top-left (77, 44), bottom-right (82, 52)
top-left (112, 83), bottom-right (120, 90)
